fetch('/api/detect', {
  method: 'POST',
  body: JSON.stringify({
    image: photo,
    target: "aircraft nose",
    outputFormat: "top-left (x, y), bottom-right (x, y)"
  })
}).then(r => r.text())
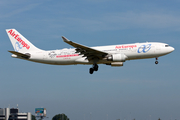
top-left (171, 47), bottom-right (175, 52)
top-left (169, 47), bottom-right (175, 53)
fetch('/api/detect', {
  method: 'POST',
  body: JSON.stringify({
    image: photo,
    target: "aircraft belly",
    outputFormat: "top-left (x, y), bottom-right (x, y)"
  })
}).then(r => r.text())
top-left (47, 57), bottom-right (79, 65)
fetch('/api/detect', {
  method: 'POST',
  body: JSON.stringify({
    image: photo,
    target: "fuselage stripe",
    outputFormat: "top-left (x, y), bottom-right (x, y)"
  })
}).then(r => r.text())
top-left (56, 54), bottom-right (79, 58)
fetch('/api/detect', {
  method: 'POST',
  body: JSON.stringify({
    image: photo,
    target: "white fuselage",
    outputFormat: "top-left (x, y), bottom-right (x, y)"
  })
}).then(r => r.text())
top-left (6, 29), bottom-right (175, 74)
top-left (26, 42), bottom-right (174, 65)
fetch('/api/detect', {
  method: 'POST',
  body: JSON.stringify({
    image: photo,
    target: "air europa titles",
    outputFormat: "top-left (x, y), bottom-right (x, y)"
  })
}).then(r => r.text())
top-left (115, 45), bottom-right (137, 49)
top-left (8, 29), bottom-right (30, 49)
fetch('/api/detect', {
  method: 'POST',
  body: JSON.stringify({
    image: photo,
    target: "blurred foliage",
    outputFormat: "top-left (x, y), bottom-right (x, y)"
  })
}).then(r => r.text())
top-left (52, 113), bottom-right (69, 120)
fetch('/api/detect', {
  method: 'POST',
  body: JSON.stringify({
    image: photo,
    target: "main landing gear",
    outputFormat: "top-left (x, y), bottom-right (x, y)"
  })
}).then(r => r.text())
top-left (89, 64), bottom-right (99, 74)
top-left (155, 57), bottom-right (159, 64)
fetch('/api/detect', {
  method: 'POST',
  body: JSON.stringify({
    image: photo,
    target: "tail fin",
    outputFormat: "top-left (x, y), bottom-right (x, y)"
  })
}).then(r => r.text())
top-left (6, 29), bottom-right (43, 53)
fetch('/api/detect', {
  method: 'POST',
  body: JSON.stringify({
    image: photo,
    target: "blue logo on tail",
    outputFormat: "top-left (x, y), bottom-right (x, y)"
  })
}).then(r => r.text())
top-left (14, 42), bottom-right (22, 52)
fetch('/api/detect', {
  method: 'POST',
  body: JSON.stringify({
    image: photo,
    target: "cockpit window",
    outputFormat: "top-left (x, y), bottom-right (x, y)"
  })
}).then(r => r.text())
top-left (165, 45), bottom-right (169, 47)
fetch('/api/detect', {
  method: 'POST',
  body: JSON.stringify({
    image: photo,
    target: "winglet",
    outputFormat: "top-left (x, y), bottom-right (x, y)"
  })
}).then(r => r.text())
top-left (62, 36), bottom-right (70, 43)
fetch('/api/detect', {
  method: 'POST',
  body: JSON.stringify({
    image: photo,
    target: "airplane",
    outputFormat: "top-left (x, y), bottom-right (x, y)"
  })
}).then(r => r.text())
top-left (6, 29), bottom-right (175, 74)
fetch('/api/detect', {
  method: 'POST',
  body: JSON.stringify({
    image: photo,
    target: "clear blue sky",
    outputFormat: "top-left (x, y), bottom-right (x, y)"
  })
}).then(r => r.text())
top-left (1, 0), bottom-right (180, 120)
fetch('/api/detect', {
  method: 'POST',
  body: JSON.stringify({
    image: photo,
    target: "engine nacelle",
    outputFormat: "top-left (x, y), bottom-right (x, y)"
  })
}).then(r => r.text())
top-left (106, 62), bottom-right (124, 66)
top-left (107, 54), bottom-right (127, 62)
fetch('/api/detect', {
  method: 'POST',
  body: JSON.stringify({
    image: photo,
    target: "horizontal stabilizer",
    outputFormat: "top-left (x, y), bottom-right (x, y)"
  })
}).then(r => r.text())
top-left (8, 51), bottom-right (30, 59)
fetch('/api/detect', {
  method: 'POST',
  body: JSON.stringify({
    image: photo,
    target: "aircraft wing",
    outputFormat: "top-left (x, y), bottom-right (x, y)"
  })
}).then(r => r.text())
top-left (62, 36), bottom-right (108, 60)
top-left (8, 51), bottom-right (30, 59)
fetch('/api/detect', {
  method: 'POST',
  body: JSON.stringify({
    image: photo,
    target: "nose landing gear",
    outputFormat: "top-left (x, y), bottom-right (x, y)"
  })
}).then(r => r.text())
top-left (155, 57), bottom-right (158, 64)
top-left (89, 64), bottom-right (99, 74)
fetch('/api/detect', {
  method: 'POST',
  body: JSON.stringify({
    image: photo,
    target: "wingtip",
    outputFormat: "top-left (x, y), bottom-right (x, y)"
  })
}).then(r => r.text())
top-left (62, 36), bottom-right (70, 42)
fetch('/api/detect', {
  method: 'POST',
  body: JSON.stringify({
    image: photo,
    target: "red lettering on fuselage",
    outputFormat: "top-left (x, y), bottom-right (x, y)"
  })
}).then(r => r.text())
top-left (8, 29), bottom-right (30, 49)
top-left (115, 45), bottom-right (137, 49)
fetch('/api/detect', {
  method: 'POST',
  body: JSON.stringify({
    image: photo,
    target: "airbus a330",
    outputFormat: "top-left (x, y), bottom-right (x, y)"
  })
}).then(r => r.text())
top-left (6, 29), bottom-right (174, 74)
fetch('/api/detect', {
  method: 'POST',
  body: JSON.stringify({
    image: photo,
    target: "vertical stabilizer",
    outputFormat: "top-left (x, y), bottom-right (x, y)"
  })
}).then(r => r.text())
top-left (6, 29), bottom-right (43, 53)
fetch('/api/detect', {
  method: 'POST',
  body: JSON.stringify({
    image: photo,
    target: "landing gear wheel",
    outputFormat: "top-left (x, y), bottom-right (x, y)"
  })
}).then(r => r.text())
top-left (155, 57), bottom-right (159, 64)
top-left (89, 68), bottom-right (94, 74)
top-left (89, 64), bottom-right (99, 74)
top-left (93, 64), bottom-right (99, 71)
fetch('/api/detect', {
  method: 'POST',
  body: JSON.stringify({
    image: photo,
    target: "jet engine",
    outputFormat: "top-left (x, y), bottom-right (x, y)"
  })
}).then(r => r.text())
top-left (106, 54), bottom-right (127, 62)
